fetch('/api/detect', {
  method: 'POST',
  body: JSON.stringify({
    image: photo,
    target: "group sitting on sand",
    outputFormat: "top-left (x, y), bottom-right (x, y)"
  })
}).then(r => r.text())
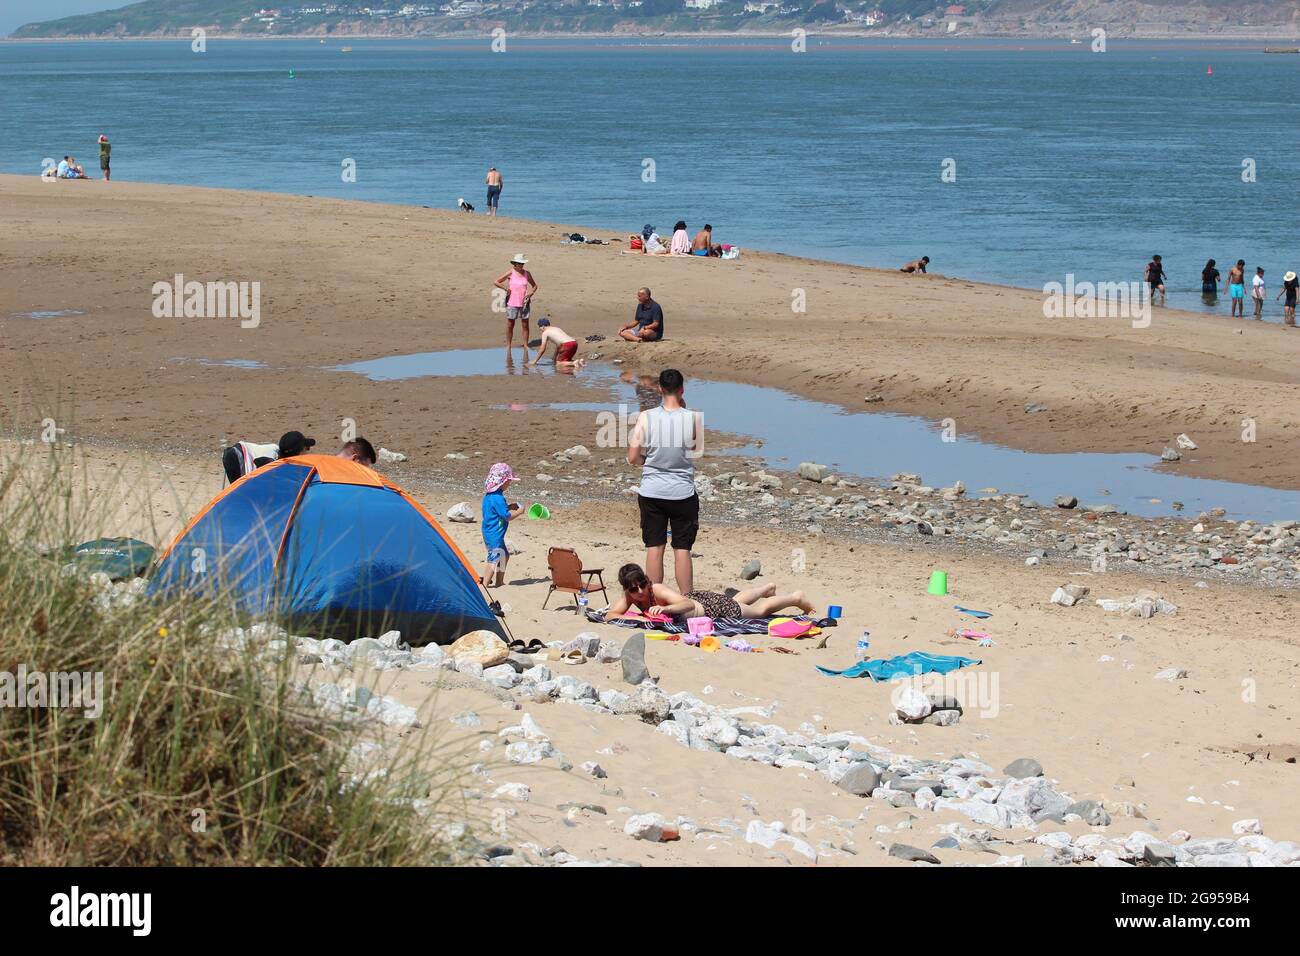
top-left (628, 222), bottom-right (725, 257)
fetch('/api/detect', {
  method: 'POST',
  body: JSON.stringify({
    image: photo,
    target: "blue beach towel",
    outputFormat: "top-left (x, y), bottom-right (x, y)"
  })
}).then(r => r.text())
top-left (817, 652), bottom-right (981, 681)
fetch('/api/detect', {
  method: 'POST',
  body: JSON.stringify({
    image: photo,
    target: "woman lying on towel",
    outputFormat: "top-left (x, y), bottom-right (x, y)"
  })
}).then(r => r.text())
top-left (605, 563), bottom-right (814, 621)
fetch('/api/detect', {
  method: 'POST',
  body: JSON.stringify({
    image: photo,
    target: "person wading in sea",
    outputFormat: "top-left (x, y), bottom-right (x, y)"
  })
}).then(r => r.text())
top-left (485, 166), bottom-right (502, 216)
top-left (1227, 259), bottom-right (1247, 318)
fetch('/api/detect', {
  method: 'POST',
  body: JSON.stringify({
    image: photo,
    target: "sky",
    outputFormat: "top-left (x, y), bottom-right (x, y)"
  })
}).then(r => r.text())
top-left (1, 1), bottom-right (127, 37)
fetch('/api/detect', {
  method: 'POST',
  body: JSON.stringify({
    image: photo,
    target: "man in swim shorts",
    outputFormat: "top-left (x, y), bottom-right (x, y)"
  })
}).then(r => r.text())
top-left (691, 224), bottom-right (717, 257)
top-left (900, 256), bottom-right (930, 274)
top-left (1227, 259), bottom-right (1246, 318)
top-left (529, 318), bottom-right (583, 369)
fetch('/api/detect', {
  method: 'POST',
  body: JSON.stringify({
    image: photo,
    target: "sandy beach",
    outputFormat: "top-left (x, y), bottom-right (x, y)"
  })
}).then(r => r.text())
top-left (3, 175), bottom-right (1300, 492)
top-left (12, 436), bottom-right (1298, 867)
top-left (3, 176), bottom-right (1300, 867)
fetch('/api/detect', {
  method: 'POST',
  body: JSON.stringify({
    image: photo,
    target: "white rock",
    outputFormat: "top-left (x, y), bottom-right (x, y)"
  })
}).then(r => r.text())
top-left (624, 813), bottom-right (678, 842)
top-left (1155, 668), bottom-right (1189, 681)
top-left (1232, 818), bottom-right (1263, 835)
top-left (895, 687), bottom-right (933, 722)
top-left (365, 695), bottom-right (420, 729)
top-left (377, 447), bottom-right (407, 463)
top-left (446, 501), bottom-right (476, 523)
top-left (492, 783), bottom-right (531, 801)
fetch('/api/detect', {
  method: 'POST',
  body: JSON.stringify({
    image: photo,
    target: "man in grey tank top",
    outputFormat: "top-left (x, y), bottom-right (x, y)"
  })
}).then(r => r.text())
top-left (627, 369), bottom-right (703, 594)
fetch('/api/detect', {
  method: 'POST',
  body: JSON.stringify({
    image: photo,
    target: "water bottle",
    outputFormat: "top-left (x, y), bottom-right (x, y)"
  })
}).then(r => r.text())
top-left (578, 587), bottom-right (589, 613)
top-left (855, 631), bottom-right (871, 662)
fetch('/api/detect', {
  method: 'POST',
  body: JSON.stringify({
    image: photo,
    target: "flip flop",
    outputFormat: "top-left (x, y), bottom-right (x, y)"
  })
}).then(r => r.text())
top-left (562, 649), bottom-right (586, 665)
top-left (813, 617), bottom-right (839, 629)
top-left (954, 605), bottom-right (992, 619)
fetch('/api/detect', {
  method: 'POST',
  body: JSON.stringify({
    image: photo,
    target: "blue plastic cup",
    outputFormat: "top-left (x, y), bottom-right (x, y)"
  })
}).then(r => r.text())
top-left (827, 605), bottom-right (843, 619)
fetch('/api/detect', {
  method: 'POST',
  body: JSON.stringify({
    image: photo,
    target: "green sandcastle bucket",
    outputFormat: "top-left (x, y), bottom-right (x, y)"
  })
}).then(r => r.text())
top-left (527, 503), bottom-right (551, 520)
top-left (927, 569), bottom-right (948, 596)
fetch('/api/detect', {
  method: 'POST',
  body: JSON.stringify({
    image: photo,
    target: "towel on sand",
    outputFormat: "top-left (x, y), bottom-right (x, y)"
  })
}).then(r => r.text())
top-left (587, 609), bottom-right (808, 638)
top-left (817, 652), bottom-right (980, 681)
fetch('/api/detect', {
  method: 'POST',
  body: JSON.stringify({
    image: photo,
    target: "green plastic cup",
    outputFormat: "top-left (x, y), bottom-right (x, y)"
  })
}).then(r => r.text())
top-left (527, 503), bottom-right (551, 520)
top-left (927, 569), bottom-right (948, 596)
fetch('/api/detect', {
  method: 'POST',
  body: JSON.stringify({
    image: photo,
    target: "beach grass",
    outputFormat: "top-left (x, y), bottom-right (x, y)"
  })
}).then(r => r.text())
top-left (0, 440), bottom-right (478, 866)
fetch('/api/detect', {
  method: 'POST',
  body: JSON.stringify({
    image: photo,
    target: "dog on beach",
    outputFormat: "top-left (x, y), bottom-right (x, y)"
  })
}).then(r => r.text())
top-left (457, 197), bottom-right (474, 213)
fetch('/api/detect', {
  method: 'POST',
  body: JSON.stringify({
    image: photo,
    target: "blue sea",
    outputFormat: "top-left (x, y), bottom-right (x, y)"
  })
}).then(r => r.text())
top-left (1, 36), bottom-right (1298, 312)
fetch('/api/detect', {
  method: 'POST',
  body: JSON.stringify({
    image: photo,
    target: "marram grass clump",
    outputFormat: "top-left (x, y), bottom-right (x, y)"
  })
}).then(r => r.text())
top-left (0, 443), bottom-right (475, 865)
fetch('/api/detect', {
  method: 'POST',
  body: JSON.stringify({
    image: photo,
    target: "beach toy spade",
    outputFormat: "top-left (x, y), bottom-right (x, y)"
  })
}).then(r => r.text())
top-left (526, 503), bottom-right (551, 520)
top-left (927, 570), bottom-right (948, 596)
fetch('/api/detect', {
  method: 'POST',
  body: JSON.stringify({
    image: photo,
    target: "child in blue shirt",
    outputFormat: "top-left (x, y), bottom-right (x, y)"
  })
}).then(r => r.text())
top-left (481, 462), bottom-right (521, 587)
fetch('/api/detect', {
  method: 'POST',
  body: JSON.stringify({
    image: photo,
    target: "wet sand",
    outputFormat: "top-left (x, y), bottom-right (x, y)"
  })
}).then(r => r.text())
top-left (3, 175), bottom-right (1300, 494)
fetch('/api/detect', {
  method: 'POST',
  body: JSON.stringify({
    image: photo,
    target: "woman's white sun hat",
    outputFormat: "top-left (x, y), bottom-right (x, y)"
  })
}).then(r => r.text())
top-left (510, 253), bottom-right (528, 265)
top-left (1285, 271), bottom-right (1297, 282)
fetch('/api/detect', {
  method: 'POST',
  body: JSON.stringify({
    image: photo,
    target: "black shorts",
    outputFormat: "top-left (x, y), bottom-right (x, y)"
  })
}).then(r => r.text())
top-left (638, 493), bottom-right (699, 550)
top-left (100, 157), bottom-right (110, 171)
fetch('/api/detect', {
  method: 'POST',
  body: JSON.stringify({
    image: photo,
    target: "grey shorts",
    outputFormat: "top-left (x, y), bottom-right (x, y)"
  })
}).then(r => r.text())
top-left (507, 303), bottom-right (530, 320)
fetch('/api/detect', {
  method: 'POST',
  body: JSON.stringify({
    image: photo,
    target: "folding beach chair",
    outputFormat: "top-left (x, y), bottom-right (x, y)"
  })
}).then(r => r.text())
top-left (543, 547), bottom-right (607, 609)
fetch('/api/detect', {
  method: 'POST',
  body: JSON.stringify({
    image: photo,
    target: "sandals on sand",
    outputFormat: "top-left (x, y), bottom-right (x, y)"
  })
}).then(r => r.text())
top-left (508, 639), bottom-right (547, 655)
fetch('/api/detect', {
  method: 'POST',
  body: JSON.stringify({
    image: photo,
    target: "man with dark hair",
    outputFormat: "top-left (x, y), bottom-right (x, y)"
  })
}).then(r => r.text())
top-left (338, 437), bottom-right (377, 467)
top-left (620, 287), bottom-right (664, 342)
top-left (900, 256), bottom-right (930, 274)
top-left (221, 430), bottom-right (315, 484)
top-left (627, 368), bottom-right (702, 593)
top-left (1146, 254), bottom-right (1166, 305)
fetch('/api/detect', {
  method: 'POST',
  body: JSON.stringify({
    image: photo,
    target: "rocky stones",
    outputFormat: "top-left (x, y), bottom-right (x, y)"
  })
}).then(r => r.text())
top-left (739, 559), bottom-right (762, 580)
top-left (1142, 842), bottom-right (1177, 866)
top-left (1054, 495), bottom-right (1078, 509)
top-left (889, 843), bottom-right (941, 864)
top-left (595, 641), bottom-right (622, 663)
top-left (837, 762), bottom-right (882, 796)
top-left (1096, 590), bottom-right (1178, 618)
top-left (997, 776), bottom-right (1070, 820)
top-left (492, 783), bottom-right (531, 801)
top-left (446, 501), bottom-right (476, 523)
top-left (624, 813), bottom-right (680, 842)
top-left (580, 761), bottom-right (607, 779)
top-left (621, 633), bottom-right (649, 686)
top-left (483, 664), bottom-right (520, 688)
top-left (564, 633), bottom-right (601, 658)
top-left (612, 681), bottom-right (670, 724)
top-left (745, 820), bottom-right (817, 862)
top-left (1176, 433), bottom-right (1197, 450)
top-left (1154, 668), bottom-right (1189, 681)
top-left (1064, 800), bottom-right (1112, 827)
top-left (365, 695), bottom-right (420, 729)
top-left (1004, 758), bottom-right (1044, 779)
top-left (1161, 447), bottom-right (1181, 463)
top-left (449, 630), bottom-right (510, 668)
top-left (798, 462), bottom-right (831, 483)
top-left (1232, 819), bottom-right (1263, 835)
top-left (1050, 583), bottom-right (1090, 607)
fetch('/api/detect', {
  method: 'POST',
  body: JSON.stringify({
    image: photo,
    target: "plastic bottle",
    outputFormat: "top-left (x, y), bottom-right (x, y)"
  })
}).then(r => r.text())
top-left (855, 631), bottom-right (871, 662)
top-left (578, 588), bottom-right (589, 613)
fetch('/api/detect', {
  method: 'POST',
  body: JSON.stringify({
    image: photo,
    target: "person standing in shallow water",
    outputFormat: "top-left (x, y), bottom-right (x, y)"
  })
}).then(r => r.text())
top-left (485, 166), bottom-right (502, 216)
top-left (1227, 259), bottom-right (1247, 318)
top-left (494, 253), bottom-right (537, 357)
top-left (1146, 255), bottom-right (1166, 305)
top-left (97, 134), bottom-right (111, 181)
top-left (1278, 270), bottom-right (1298, 328)
top-left (1201, 259), bottom-right (1220, 305)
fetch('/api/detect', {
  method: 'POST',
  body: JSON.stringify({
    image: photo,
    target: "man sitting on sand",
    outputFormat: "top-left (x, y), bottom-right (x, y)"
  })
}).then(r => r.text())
top-left (529, 318), bottom-right (584, 369)
top-left (619, 287), bottom-right (664, 342)
top-left (691, 224), bottom-right (718, 257)
top-left (605, 563), bottom-right (814, 622)
top-left (899, 256), bottom-right (930, 274)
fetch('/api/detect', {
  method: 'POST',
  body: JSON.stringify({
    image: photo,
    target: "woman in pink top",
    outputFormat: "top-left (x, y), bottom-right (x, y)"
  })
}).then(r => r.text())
top-left (668, 220), bottom-right (691, 256)
top-left (494, 253), bottom-right (539, 356)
